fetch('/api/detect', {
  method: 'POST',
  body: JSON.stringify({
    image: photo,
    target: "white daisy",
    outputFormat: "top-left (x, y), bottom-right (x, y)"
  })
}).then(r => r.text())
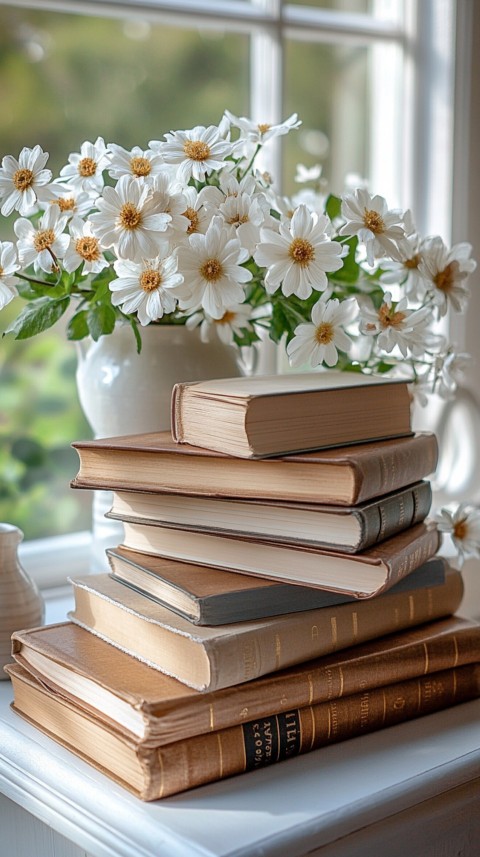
top-left (0, 146), bottom-right (58, 217)
top-left (152, 125), bottom-right (233, 184)
top-left (179, 186), bottom-right (216, 238)
top-left (435, 502), bottom-right (480, 568)
top-left (44, 185), bottom-right (96, 219)
top-left (379, 233), bottom-right (428, 297)
top-left (89, 175), bottom-right (172, 262)
top-left (358, 291), bottom-right (432, 358)
top-left (0, 241), bottom-right (20, 309)
top-left (287, 297), bottom-right (357, 368)
top-left (433, 349), bottom-right (470, 400)
top-left (14, 204), bottom-right (69, 274)
top-left (186, 302), bottom-right (254, 345)
top-left (149, 171), bottom-right (189, 238)
top-left (340, 188), bottom-right (406, 266)
top-left (254, 204), bottom-right (345, 299)
top-left (59, 137), bottom-right (110, 193)
top-left (109, 252), bottom-right (184, 326)
top-left (63, 217), bottom-right (109, 275)
top-left (107, 143), bottom-right (164, 183)
top-left (295, 163), bottom-right (322, 184)
top-left (418, 237), bottom-right (477, 317)
top-left (176, 216), bottom-right (252, 319)
top-left (224, 110), bottom-right (301, 144)
top-left (218, 191), bottom-right (265, 254)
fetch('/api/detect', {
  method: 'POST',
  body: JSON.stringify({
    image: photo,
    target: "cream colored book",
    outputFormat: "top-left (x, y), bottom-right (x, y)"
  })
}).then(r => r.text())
top-left (171, 371), bottom-right (413, 458)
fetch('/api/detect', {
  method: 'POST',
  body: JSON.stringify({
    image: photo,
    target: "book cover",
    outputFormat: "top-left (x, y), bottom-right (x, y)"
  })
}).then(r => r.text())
top-left (8, 660), bottom-right (480, 800)
top-left (106, 548), bottom-right (446, 625)
top-left (119, 520), bottom-right (441, 598)
top-left (171, 371), bottom-right (413, 458)
top-left (106, 480), bottom-right (432, 554)
top-left (67, 564), bottom-right (461, 692)
top-left (71, 431), bottom-right (439, 506)
top-left (11, 609), bottom-right (476, 747)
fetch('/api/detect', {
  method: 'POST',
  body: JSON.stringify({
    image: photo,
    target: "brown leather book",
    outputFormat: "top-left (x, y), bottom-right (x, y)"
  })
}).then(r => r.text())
top-left (171, 372), bottom-right (413, 458)
top-left (106, 481), bottom-right (433, 555)
top-left (8, 659), bottom-right (480, 800)
top-left (70, 430), bottom-right (439, 506)
top-left (67, 565), bottom-right (462, 691)
top-left (106, 550), bottom-right (446, 625)
top-left (10, 611), bottom-right (477, 747)
top-left (118, 520), bottom-right (441, 597)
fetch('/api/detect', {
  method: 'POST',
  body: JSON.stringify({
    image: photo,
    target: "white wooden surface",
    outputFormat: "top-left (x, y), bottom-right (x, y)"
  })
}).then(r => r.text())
top-left (0, 589), bottom-right (479, 857)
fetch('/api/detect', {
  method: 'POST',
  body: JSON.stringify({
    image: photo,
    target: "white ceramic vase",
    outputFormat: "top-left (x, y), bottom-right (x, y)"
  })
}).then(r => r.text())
top-left (75, 323), bottom-right (245, 571)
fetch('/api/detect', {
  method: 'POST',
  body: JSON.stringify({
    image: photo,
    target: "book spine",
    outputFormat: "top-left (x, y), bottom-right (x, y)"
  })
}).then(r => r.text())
top-left (352, 434), bottom-right (439, 504)
top-left (356, 482), bottom-right (432, 550)
top-left (204, 563), bottom-right (461, 691)
top-left (378, 525), bottom-right (440, 592)
top-left (143, 664), bottom-right (480, 799)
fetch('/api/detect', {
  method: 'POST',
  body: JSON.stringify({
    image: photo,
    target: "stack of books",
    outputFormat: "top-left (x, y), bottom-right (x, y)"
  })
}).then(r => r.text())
top-left (6, 372), bottom-right (480, 800)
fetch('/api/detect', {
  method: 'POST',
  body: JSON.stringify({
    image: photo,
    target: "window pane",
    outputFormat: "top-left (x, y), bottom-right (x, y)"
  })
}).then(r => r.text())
top-left (0, 7), bottom-right (249, 540)
top-left (287, 1), bottom-right (372, 12)
top-left (283, 39), bottom-right (370, 196)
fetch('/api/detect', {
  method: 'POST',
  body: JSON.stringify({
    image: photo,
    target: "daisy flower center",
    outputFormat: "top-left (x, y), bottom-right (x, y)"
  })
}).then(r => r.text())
top-left (78, 157), bottom-right (97, 178)
top-left (119, 202), bottom-right (143, 231)
top-left (200, 258), bottom-right (224, 282)
top-left (75, 236), bottom-right (100, 262)
top-left (315, 321), bottom-right (334, 345)
top-left (184, 207), bottom-right (200, 234)
top-left (13, 168), bottom-right (34, 192)
top-left (216, 310), bottom-right (236, 325)
top-left (227, 213), bottom-right (249, 227)
top-left (453, 519), bottom-right (468, 540)
top-left (33, 229), bottom-right (55, 253)
top-left (289, 237), bottom-right (315, 266)
top-left (130, 156), bottom-right (152, 177)
top-left (183, 140), bottom-right (211, 162)
top-left (0, 266), bottom-right (4, 277)
top-left (434, 261), bottom-right (457, 293)
top-left (140, 269), bottom-right (162, 292)
top-left (378, 303), bottom-right (406, 329)
top-left (405, 253), bottom-right (421, 270)
top-left (258, 123), bottom-right (271, 134)
top-left (54, 198), bottom-right (76, 212)
top-left (363, 209), bottom-right (385, 234)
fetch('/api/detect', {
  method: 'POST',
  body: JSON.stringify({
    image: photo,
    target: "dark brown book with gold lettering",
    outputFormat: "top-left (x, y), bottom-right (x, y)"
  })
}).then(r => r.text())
top-left (10, 610), bottom-right (476, 747)
top-left (8, 658), bottom-right (480, 800)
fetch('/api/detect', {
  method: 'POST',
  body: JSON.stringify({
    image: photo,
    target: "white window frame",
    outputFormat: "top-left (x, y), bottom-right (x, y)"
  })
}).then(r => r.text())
top-left (3, 0), bottom-right (473, 587)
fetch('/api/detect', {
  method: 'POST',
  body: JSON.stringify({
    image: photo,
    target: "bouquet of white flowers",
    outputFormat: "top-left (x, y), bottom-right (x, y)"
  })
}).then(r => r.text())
top-left (0, 109), bottom-right (476, 403)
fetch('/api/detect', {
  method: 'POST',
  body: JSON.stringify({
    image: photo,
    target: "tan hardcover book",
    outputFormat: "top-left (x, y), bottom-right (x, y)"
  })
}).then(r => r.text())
top-left (106, 481), bottom-right (432, 555)
top-left (68, 563), bottom-right (461, 692)
top-left (10, 611), bottom-right (476, 747)
top-left (71, 431), bottom-right (439, 506)
top-left (119, 520), bottom-right (440, 597)
top-left (8, 660), bottom-right (480, 800)
top-left (171, 371), bottom-right (413, 458)
top-left (106, 549), bottom-right (446, 625)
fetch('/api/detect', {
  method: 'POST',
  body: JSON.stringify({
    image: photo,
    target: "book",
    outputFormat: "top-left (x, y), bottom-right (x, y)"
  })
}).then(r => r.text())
top-left (106, 480), bottom-right (432, 555)
top-left (68, 564), bottom-right (462, 692)
top-left (118, 520), bottom-right (441, 598)
top-left (71, 430), bottom-right (439, 506)
top-left (171, 371), bottom-right (413, 458)
top-left (8, 660), bottom-right (480, 800)
top-left (106, 548), bottom-right (447, 625)
top-left (10, 613), bottom-right (477, 747)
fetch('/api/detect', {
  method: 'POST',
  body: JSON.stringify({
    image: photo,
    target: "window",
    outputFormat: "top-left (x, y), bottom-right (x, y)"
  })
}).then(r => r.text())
top-left (1, 0), bottom-right (476, 585)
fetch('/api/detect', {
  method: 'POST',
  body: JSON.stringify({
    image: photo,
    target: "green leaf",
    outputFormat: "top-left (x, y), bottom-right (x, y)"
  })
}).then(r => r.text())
top-left (87, 303), bottom-right (117, 341)
top-left (4, 296), bottom-right (70, 339)
top-left (66, 310), bottom-right (90, 341)
top-left (325, 193), bottom-right (342, 221)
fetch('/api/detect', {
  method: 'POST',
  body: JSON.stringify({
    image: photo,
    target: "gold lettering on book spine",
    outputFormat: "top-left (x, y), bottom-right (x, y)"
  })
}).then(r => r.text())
top-left (352, 612), bottom-right (358, 642)
top-left (408, 594), bottom-right (415, 621)
top-left (307, 673), bottom-right (314, 705)
top-left (453, 635), bottom-right (459, 667)
top-left (217, 732), bottom-right (225, 776)
top-left (330, 617), bottom-right (338, 647)
top-left (209, 704), bottom-right (215, 730)
top-left (274, 634), bottom-right (281, 670)
top-left (308, 705), bottom-right (316, 750)
top-left (423, 642), bottom-right (429, 675)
